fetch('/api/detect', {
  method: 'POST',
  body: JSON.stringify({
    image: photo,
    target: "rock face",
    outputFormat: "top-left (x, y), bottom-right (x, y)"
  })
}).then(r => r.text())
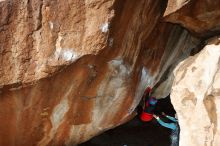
top-left (0, 0), bottom-right (219, 146)
top-left (171, 37), bottom-right (220, 146)
top-left (0, 0), bottom-right (200, 145)
top-left (0, 0), bottom-right (115, 85)
top-left (0, 0), bottom-right (201, 145)
top-left (164, 0), bottom-right (220, 36)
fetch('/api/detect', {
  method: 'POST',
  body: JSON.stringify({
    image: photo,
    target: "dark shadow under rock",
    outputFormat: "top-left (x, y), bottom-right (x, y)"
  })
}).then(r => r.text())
top-left (80, 95), bottom-right (176, 146)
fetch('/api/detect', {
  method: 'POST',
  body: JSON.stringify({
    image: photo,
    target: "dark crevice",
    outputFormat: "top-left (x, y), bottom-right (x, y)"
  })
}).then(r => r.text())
top-left (79, 95), bottom-right (177, 146)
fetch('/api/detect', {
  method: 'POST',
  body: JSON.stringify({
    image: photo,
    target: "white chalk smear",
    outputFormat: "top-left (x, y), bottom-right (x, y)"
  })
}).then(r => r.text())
top-left (49, 21), bottom-right (54, 29)
top-left (100, 23), bottom-right (109, 33)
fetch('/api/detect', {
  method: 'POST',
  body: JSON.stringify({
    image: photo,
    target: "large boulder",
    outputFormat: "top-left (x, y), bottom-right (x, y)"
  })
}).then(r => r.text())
top-left (171, 37), bottom-right (220, 146)
top-left (0, 0), bottom-right (115, 85)
top-left (163, 0), bottom-right (220, 36)
top-left (0, 0), bottom-right (201, 145)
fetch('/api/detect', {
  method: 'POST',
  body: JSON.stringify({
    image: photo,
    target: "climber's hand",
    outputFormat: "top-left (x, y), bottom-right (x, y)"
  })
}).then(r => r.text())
top-left (153, 114), bottom-right (159, 119)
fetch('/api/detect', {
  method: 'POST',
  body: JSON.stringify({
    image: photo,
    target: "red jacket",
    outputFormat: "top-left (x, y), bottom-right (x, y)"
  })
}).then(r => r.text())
top-left (140, 87), bottom-right (154, 122)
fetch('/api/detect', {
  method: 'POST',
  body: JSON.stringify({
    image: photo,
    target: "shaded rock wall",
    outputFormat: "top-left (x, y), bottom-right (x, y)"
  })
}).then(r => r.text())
top-left (0, 0), bottom-right (210, 145)
top-left (164, 1), bottom-right (220, 146)
top-left (163, 0), bottom-right (220, 37)
top-left (171, 37), bottom-right (220, 146)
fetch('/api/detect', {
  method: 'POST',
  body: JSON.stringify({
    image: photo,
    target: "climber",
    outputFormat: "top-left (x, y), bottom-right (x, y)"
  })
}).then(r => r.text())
top-left (153, 112), bottom-right (179, 146)
top-left (140, 87), bottom-right (158, 122)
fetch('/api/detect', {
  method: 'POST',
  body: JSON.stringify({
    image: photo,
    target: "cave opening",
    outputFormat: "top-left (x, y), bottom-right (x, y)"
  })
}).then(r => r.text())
top-left (79, 95), bottom-right (177, 146)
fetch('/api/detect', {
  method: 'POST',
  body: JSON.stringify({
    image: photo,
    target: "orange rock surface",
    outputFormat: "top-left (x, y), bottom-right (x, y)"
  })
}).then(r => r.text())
top-left (164, 0), bottom-right (220, 36)
top-left (1, 0), bottom-right (218, 145)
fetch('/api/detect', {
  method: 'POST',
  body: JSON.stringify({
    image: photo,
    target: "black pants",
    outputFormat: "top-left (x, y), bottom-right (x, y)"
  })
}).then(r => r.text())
top-left (170, 123), bottom-right (180, 146)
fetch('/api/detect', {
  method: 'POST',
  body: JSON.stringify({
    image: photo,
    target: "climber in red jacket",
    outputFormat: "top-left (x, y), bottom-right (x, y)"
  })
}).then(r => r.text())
top-left (140, 87), bottom-right (158, 122)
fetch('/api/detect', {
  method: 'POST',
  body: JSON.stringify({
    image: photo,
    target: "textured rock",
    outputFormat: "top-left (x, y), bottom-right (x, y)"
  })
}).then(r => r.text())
top-left (171, 37), bottom-right (220, 146)
top-left (0, 0), bottom-right (115, 86)
top-left (0, 0), bottom-right (206, 145)
top-left (164, 0), bottom-right (220, 36)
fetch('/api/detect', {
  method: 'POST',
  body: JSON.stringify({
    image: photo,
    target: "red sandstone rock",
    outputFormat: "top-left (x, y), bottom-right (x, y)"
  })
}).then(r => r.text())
top-left (163, 0), bottom-right (220, 36)
top-left (0, 0), bottom-right (114, 85)
top-left (0, 0), bottom-right (211, 145)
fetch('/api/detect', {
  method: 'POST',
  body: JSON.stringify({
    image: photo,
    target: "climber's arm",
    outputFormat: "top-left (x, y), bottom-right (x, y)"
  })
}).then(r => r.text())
top-left (166, 115), bottom-right (178, 122)
top-left (153, 115), bottom-right (177, 130)
top-left (162, 112), bottom-right (178, 122)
